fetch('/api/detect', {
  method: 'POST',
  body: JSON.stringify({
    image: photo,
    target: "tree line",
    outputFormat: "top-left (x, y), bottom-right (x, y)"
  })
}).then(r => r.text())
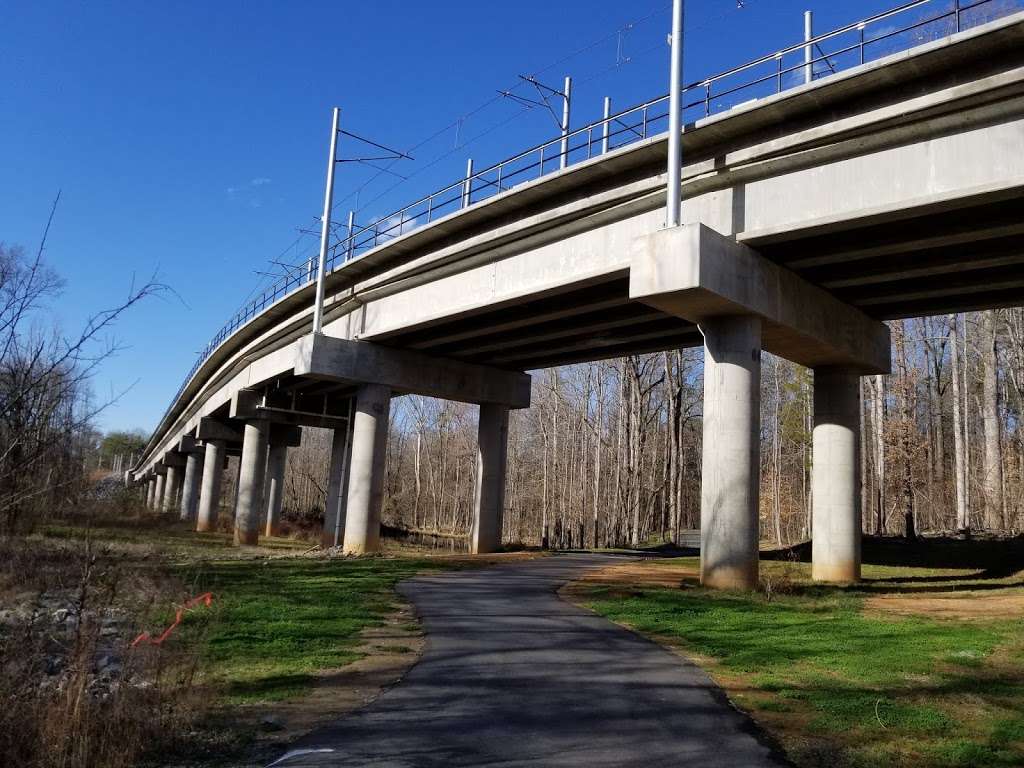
top-left (271, 310), bottom-right (1024, 548)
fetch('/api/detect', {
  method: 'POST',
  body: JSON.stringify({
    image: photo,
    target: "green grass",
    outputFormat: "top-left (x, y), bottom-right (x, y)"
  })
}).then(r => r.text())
top-left (579, 561), bottom-right (1024, 768)
top-left (184, 557), bottom-right (447, 703)
top-left (38, 516), bottom-right (454, 705)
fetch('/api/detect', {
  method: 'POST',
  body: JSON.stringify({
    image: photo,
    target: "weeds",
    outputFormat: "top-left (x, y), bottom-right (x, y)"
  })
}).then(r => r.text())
top-left (0, 513), bottom-right (207, 768)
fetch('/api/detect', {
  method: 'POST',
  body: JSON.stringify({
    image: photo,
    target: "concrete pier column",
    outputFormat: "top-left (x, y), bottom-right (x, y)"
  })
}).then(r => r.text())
top-left (264, 444), bottom-right (288, 537)
top-left (343, 384), bottom-right (391, 555)
top-left (229, 456), bottom-right (243, 520)
top-left (162, 466), bottom-right (180, 513)
top-left (179, 450), bottom-right (204, 522)
top-left (234, 421), bottom-right (270, 546)
top-left (196, 439), bottom-right (225, 532)
top-left (146, 478), bottom-right (156, 510)
top-left (812, 368), bottom-right (862, 583)
top-left (471, 403), bottom-right (510, 554)
top-left (154, 474), bottom-right (166, 512)
top-left (322, 426), bottom-right (350, 548)
top-left (699, 315), bottom-right (762, 590)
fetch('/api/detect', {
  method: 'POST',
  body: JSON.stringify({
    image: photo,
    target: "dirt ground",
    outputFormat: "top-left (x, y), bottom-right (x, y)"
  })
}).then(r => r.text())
top-left (562, 559), bottom-right (700, 596)
top-left (563, 557), bottom-right (1024, 621)
top-left (864, 590), bottom-right (1024, 620)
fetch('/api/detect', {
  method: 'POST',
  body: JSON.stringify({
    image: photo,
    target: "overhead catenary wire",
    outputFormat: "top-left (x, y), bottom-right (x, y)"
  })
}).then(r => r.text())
top-left (240, 0), bottom-right (755, 306)
top-left (347, 0), bottom-right (755, 223)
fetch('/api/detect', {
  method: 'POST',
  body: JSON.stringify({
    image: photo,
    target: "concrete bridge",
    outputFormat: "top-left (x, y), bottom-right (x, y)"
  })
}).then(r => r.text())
top-left (131, 5), bottom-right (1024, 590)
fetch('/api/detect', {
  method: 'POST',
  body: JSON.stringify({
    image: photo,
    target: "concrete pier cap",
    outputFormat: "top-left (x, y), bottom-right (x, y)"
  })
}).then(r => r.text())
top-left (629, 223), bottom-right (891, 375)
top-left (294, 333), bottom-right (532, 409)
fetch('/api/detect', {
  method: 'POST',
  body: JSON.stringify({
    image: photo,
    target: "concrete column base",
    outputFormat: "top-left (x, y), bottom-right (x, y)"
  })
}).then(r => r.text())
top-left (235, 421), bottom-right (270, 546)
top-left (264, 444), bottom-right (288, 538)
top-left (343, 384), bottom-right (391, 555)
top-left (812, 369), bottom-right (862, 583)
top-left (180, 451), bottom-right (203, 522)
top-left (471, 403), bottom-right (510, 554)
top-left (699, 315), bottom-right (762, 590)
top-left (196, 439), bottom-right (225, 532)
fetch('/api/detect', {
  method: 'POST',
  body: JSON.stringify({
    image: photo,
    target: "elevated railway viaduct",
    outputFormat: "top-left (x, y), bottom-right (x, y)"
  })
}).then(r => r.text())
top-left (133, 9), bottom-right (1024, 589)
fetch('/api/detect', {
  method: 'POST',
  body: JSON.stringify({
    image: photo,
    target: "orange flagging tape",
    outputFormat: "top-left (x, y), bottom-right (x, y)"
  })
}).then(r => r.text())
top-left (131, 592), bottom-right (213, 648)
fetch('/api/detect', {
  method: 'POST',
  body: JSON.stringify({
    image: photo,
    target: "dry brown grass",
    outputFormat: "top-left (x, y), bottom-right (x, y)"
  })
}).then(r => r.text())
top-left (865, 587), bottom-right (1024, 620)
top-left (0, 508), bottom-right (209, 768)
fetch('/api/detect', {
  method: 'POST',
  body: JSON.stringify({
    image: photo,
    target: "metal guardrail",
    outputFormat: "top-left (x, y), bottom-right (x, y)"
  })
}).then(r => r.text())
top-left (163, 0), bottom-right (1019, 424)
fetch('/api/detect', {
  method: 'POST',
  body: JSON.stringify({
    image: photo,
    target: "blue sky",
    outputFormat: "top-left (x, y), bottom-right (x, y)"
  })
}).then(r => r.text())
top-left (1, 0), bottom-right (938, 433)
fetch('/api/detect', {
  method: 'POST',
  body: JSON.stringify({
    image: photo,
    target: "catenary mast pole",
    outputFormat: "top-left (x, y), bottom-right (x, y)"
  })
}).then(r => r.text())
top-left (313, 107), bottom-right (340, 334)
top-left (666, 0), bottom-right (684, 227)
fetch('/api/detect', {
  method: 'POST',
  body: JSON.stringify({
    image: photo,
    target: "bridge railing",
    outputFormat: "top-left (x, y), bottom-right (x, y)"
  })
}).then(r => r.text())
top-left (162, 0), bottom-right (1020, 425)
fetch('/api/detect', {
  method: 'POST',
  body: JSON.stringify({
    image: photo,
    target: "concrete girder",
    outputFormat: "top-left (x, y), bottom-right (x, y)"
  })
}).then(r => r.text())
top-left (294, 333), bottom-right (532, 409)
top-left (161, 452), bottom-right (187, 468)
top-left (630, 223), bottom-right (891, 375)
top-left (230, 387), bottom-right (349, 431)
top-left (176, 434), bottom-right (204, 455)
top-left (196, 417), bottom-right (243, 444)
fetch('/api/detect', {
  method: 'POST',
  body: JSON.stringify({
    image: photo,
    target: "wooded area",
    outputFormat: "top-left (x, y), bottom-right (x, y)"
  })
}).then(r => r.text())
top-left (0, 214), bottom-right (158, 535)
top-left (279, 311), bottom-right (1024, 549)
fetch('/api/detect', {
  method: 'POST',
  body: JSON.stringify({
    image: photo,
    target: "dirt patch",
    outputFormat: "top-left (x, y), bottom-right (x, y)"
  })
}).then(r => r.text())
top-left (865, 589), bottom-right (1024, 620)
top-left (561, 560), bottom-right (699, 597)
top-left (228, 599), bottom-right (425, 759)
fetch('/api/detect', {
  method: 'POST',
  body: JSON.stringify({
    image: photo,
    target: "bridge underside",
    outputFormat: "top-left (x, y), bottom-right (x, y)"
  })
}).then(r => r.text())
top-left (376, 274), bottom-right (703, 370)
top-left (751, 193), bottom-right (1024, 319)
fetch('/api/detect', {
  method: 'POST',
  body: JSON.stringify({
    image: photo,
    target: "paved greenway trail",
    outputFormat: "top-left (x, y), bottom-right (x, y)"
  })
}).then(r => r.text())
top-left (272, 554), bottom-right (789, 768)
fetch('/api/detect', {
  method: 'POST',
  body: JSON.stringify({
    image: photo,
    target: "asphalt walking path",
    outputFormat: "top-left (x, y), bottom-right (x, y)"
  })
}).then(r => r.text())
top-left (271, 553), bottom-right (789, 767)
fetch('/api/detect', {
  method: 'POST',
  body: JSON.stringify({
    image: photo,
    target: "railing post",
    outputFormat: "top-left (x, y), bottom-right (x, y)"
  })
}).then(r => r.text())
top-left (666, 0), bottom-right (684, 228)
top-left (601, 96), bottom-right (611, 154)
top-left (954, 0), bottom-right (961, 33)
top-left (345, 210), bottom-right (355, 261)
top-left (312, 107), bottom-right (340, 335)
top-left (462, 157), bottom-right (474, 208)
top-left (804, 10), bottom-right (814, 85)
top-left (560, 76), bottom-right (572, 170)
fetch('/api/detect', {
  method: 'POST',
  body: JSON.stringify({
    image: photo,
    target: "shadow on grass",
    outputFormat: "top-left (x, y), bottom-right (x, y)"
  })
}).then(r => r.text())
top-left (762, 535), bottom-right (1024, 577)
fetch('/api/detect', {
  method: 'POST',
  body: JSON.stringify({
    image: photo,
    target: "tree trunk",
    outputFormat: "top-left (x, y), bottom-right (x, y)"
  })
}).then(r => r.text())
top-left (950, 314), bottom-right (969, 533)
top-left (982, 310), bottom-right (1005, 530)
